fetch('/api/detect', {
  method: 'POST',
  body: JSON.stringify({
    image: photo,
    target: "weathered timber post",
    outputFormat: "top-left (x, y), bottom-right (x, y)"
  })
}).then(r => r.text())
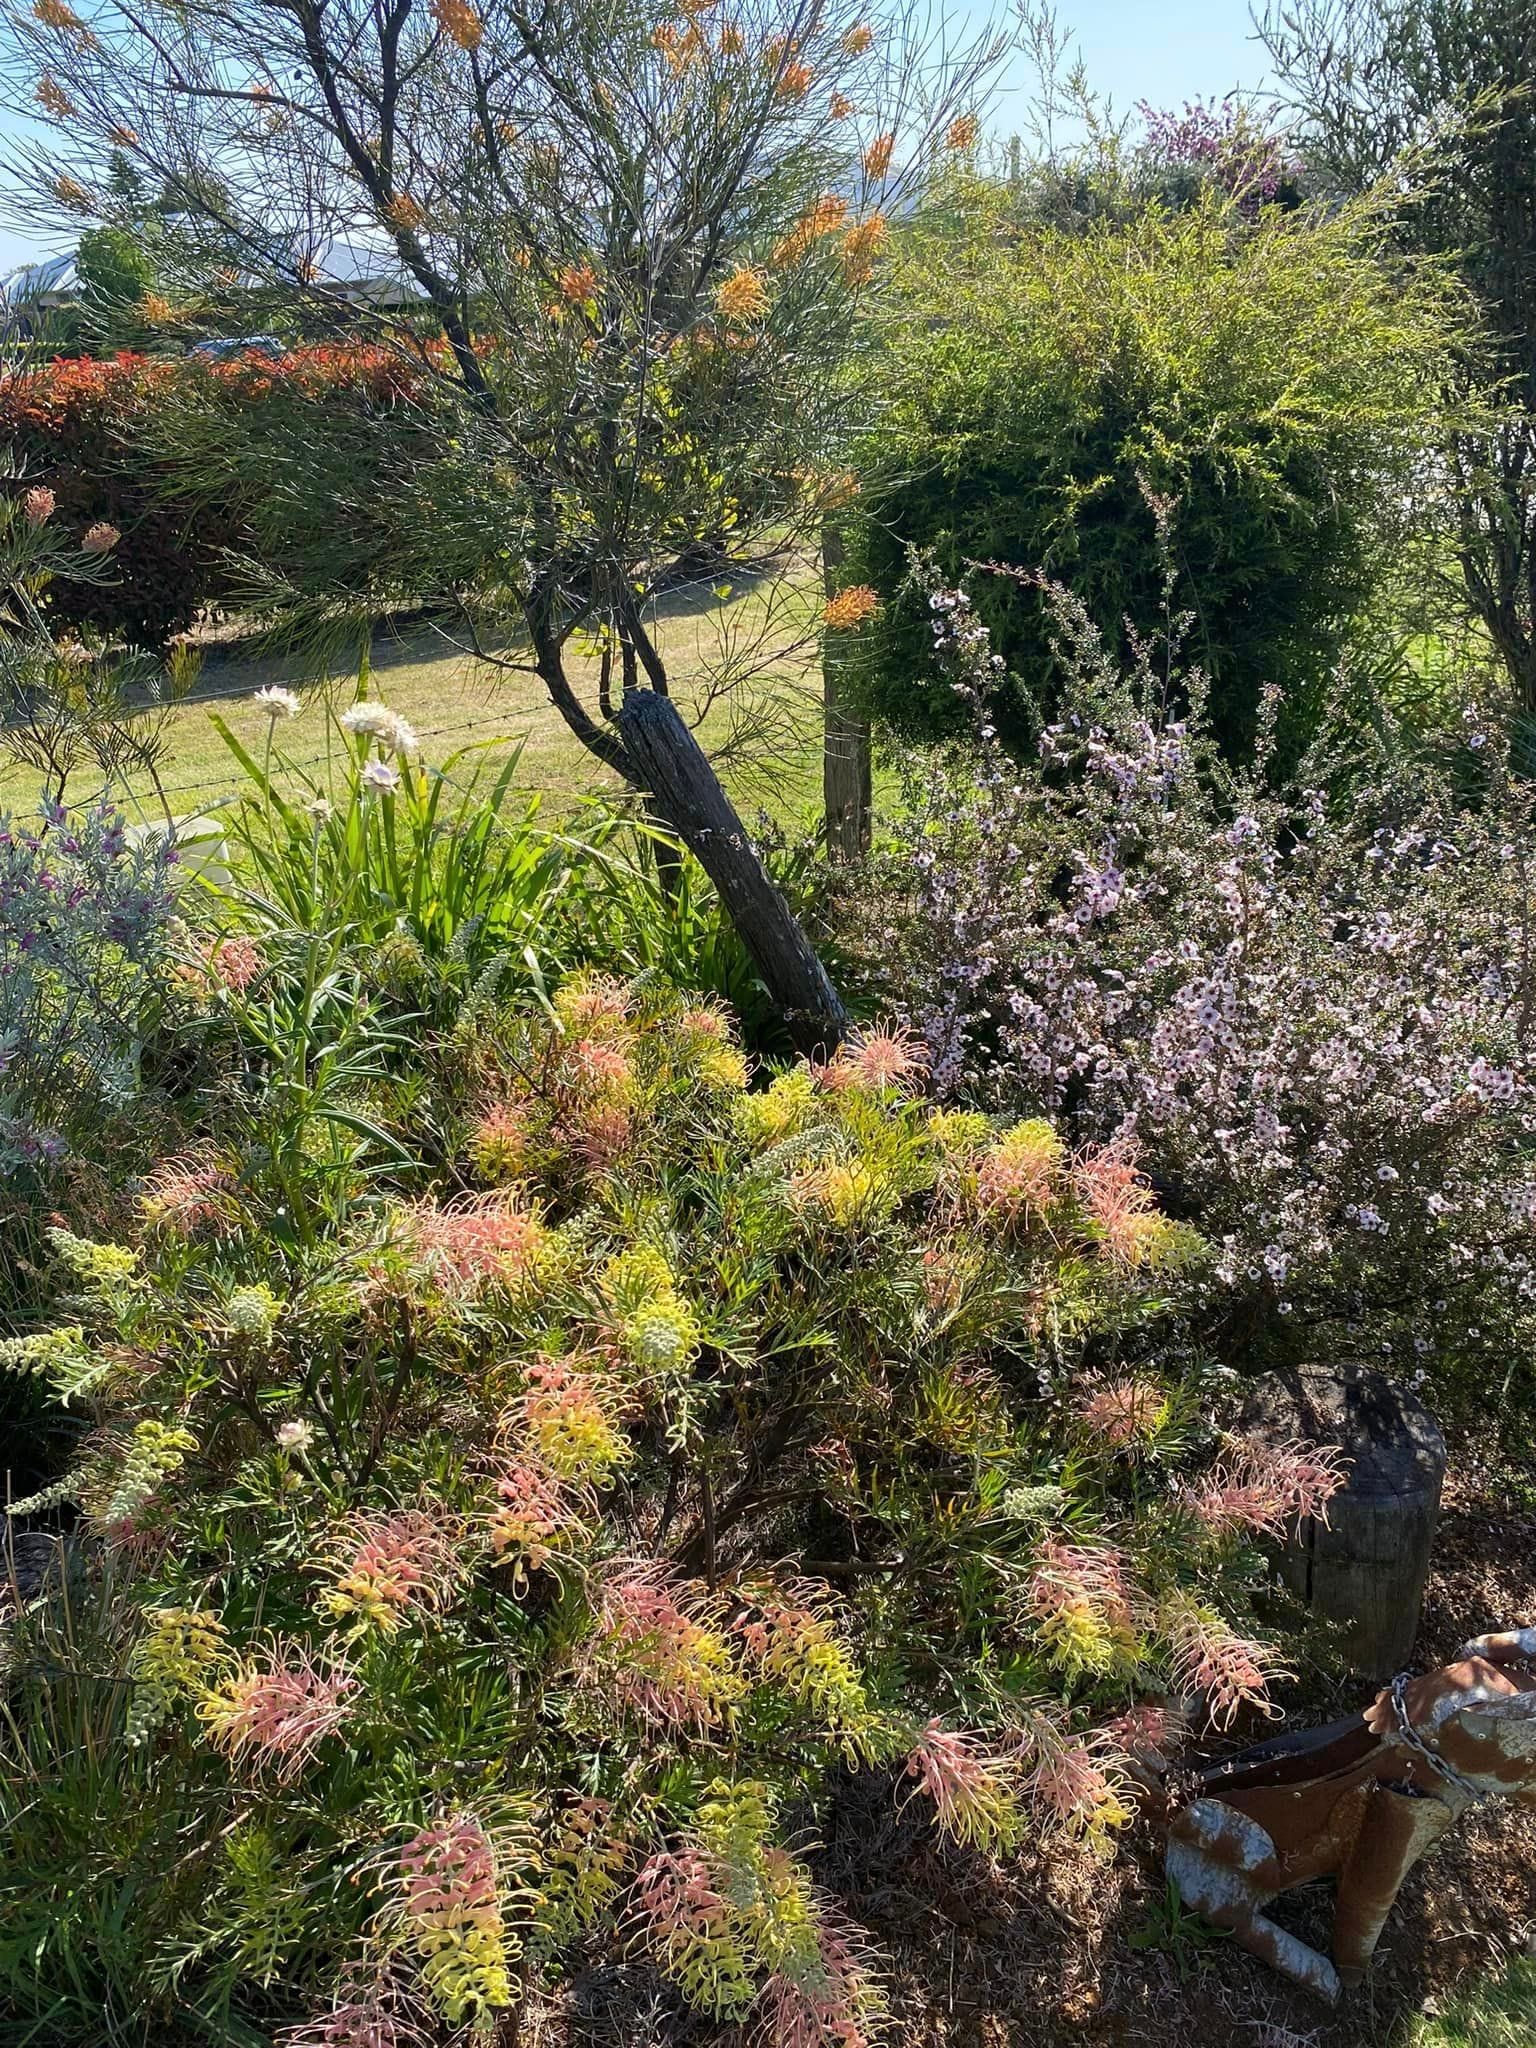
top-left (822, 518), bottom-right (872, 862)
top-left (1241, 1364), bottom-right (1446, 1680)
top-left (617, 687), bottom-right (848, 1057)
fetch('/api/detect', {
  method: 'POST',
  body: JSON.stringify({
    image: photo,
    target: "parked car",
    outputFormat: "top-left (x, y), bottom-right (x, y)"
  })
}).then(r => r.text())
top-left (189, 335), bottom-right (288, 362)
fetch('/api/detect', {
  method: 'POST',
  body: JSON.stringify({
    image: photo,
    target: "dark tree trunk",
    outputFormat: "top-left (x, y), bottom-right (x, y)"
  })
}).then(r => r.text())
top-left (617, 688), bottom-right (847, 1057)
top-left (821, 519), bottom-right (872, 861)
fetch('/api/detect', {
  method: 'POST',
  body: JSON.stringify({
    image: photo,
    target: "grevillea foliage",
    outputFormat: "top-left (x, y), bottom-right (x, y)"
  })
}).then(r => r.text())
top-left (0, 972), bottom-right (1342, 2042)
top-left (866, 553), bottom-right (1536, 1401)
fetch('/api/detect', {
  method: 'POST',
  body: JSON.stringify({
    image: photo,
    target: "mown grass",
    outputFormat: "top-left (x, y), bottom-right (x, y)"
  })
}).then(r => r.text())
top-left (2, 565), bottom-right (843, 830)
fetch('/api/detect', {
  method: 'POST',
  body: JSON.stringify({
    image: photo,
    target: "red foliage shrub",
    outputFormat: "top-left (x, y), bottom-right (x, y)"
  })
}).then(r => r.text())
top-left (0, 345), bottom-right (430, 644)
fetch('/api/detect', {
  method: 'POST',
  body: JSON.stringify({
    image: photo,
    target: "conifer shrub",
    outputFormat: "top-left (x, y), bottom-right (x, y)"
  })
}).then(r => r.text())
top-left (0, 976), bottom-right (1342, 2045)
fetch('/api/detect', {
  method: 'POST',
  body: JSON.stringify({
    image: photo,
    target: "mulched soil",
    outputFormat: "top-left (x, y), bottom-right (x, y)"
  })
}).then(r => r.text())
top-left (542, 1457), bottom-right (1536, 2048)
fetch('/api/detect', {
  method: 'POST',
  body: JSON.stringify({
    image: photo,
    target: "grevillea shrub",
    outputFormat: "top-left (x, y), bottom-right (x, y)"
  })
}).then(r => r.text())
top-left (0, 976), bottom-right (1343, 2044)
top-left (865, 556), bottom-right (1536, 1405)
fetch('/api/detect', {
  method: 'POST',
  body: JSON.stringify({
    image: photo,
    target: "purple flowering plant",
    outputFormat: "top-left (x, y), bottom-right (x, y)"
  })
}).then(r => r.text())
top-left (866, 550), bottom-right (1536, 1404)
top-left (0, 793), bottom-right (178, 1174)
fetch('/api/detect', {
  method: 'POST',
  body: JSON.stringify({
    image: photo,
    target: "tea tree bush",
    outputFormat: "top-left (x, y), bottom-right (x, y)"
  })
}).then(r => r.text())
top-left (848, 183), bottom-right (1472, 762)
top-left (0, 979), bottom-right (1343, 2044)
top-left (866, 555), bottom-right (1536, 1403)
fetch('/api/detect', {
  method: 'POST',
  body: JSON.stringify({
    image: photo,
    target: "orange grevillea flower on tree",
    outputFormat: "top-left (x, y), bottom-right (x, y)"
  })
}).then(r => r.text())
top-left (558, 260), bottom-right (599, 303)
top-left (841, 22), bottom-right (874, 53)
top-left (714, 263), bottom-right (770, 323)
top-left (822, 583), bottom-right (880, 630)
top-left (947, 112), bottom-right (979, 149)
top-left (839, 213), bottom-right (887, 286)
top-left (430, 0), bottom-right (482, 48)
top-left (862, 131), bottom-right (895, 179)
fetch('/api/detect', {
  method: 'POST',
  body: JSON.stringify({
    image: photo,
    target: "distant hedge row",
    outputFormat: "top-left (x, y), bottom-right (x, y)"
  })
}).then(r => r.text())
top-left (0, 346), bottom-right (429, 644)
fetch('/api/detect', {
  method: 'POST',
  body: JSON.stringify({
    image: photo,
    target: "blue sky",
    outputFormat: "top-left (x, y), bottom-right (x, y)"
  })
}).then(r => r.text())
top-left (0, 0), bottom-right (1272, 273)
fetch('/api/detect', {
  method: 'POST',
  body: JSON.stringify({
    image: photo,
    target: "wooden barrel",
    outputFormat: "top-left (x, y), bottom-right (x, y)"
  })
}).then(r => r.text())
top-left (1239, 1365), bottom-right (1446, 1681)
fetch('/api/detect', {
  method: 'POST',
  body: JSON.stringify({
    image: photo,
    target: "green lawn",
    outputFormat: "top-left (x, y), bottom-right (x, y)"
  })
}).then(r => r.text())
top-left (1404, 1961), bottom-right (1536, 2046)
top-left (2, 567), bottom-right (836, 829)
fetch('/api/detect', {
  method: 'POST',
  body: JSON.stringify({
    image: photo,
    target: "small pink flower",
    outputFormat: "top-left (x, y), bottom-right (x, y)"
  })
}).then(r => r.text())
top-left (904, 1719), bottom-right (1019, 1852)
top-left (1075, 1373), bottom-right (1164, 1447)
top-left (826, 1023), bottom-right (927, 1093)
top-left (140, 1145), bottom-right (236, 1237)
top-left (202, 1647), bottom-right (352, 1776)
top-left (81, 519), bottom-right (120, 553)
top-left (1106, 1701), bottom-right (1185, 1763)
top-left (760, 1906), bottom-right (879, 2048)
top-left (589, 1565), bottom-right (738, 1731)
top-left (396, 1193), bottom-right (548, 1297)
top-left (1165, 1596), bottom-right (1289, 1727)
top-left (326, 1510), bottom-right (457, 1631)
top-left (22, 485), bottom-right (55, 526)
top-left (202, 934), bottom-right (264, 992)
top-left (1182, 1435), bottom-right (1348, 1540)
top-left (1074, 1142), bottom-right (1161, 1263)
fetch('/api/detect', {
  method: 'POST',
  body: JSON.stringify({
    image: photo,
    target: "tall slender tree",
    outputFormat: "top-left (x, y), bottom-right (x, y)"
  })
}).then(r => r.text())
top-left (1, 0), bottom-right (1003, 1044)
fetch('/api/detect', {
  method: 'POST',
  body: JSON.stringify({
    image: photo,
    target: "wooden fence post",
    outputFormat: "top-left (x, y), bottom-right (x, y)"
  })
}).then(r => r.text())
top-left (822, 519), bottom-right (872, 861)
top-left (616, 687), bottom-right (848, 1057)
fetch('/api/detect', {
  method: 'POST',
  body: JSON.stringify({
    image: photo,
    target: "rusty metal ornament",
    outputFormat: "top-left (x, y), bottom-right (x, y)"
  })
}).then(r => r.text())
top-left (1163, 1626), bottom-right (1536, 2003)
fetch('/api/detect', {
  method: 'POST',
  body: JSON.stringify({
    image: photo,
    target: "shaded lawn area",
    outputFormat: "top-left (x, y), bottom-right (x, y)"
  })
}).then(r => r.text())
top-left (2, 566), bottom-right (851, 830)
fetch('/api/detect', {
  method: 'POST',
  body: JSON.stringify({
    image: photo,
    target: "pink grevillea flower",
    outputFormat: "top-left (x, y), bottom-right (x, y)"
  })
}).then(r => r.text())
top-left (1106, 1701), bottom-right (1186, 1764)
top-left (1025, 1538), bottom-right (1136, 1627)
top-left (396, 1193), bottom-right (548, 1298)
top-left (201, 1647), bottom-right (353, 1776)
top-left (399, 1816), bottom-right (500, 1930)
top-left (568, 1036), bottom-right (634, 1097)
top-left (22, 485), bottom-right (55, 526)
top-left (1165, 1595), bottom-right (1290, 1728)
top-left (1073, 1142), bottom-right (1162, 1264)
top-left (140, 1146), bottom-right (236, 1237)
top-left (486, 1456), bottom-right (581, 1571)
top-left (825, 1023), bottom-right (928, 1094)
top-left (759, 1904), bottom-right (879, 2048)
top-left (591, 1567), bottom-right (740, 1732)
top-left (1075, 1373), bottom-right (1165, 1447)
top-left (278, 1992), bottom-right (430, 2048)
top-left (973, 1119), bottom-right (1063, 1216)
top-left (397, 1815), bottom-right (513, 2019)
top-left (555, 974), bottom-right (632, 1037)
top-left (325, 1511), bottom-right (457, 1632)
top-left (204, 934), bottom-right (264, 991)
top-left (468, 1100), bottom-right (530, 1183)
top-left (82, 519), bottom-right (120, 553)
top-left (518, 1356), bottom-right (628, 1479)
top-left (569, 1099), bottom-right (634, 1173)
top-left (1021, 1726), bottom-right (1134, 1845)
top-left (1182, 1435), bottom-right (1348, 1541)
top-left (678, 1003), bottom-right (732, 1041)
top-left (904, 1720), bottom-right (1020, 1853)
top-left (634, 1845), bottom-right (740, 1971)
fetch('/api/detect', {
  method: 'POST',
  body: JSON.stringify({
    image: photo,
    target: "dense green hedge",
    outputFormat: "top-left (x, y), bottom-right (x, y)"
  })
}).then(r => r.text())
top-left (848, 187), bottom-right (1472, 760)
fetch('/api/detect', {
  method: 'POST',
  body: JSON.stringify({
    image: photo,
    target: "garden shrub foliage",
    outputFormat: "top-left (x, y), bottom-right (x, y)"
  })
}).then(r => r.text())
top-left (870, 553), bottom-right (1536, 1397)
top-left (0, 966), bottom-right (1343, 2043)
top-left (849, 181), bottom-right (1470, 761)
